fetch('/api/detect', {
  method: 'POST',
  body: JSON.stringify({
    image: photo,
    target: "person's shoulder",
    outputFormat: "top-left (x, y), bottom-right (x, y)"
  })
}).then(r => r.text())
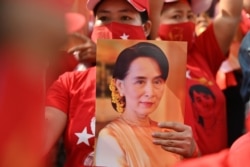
top-left (58, 66), bottom-right (96, 84)
top-left (230, 132), bottom-right (250, 153)
top-left (98, 121), bottom-right (125, 143)
top-left (63, 66), bottom-right (95, 78)
top-left (98, 125), bottom-right (115, 139)
top-left (99, 118), bottom-right (125, 134)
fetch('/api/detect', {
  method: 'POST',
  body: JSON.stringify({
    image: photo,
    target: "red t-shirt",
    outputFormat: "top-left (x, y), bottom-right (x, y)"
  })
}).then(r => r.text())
top-left (185, 24), bottom-right (227, 154)
top-left (46, 67), bottom-right (96, 167)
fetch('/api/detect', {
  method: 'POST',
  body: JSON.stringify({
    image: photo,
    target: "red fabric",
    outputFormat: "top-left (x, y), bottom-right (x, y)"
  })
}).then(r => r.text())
top-left (46, 51), bottom-right (78, 87)
top-left (175, 150), bottom-right (229, 167)
top-left (175, 133), bottom-right (250, 167)
top-left (230, 135), bottom-right (250, 167)
top-left (87, 0), bottom-right (149, 12)
top-left (158, 22), bottom-right (196, 51)
top-left (185, 24), bottom-right (227, 155)
top-left (128, 0), bottom-right (150, 13)
top-left (46, 67), bottom-right (96, 167)
top-left (225, 72), bottom-right (237, 87)
top-left (0, 50), bottom-right (45, 167)
top-left (91, 22), bottom-right (146, 43)
top-left (228, 133), bottom-right (250, 167)
top-left (240, 10), bottom-right (250, 36)
top-left (216, 71), bottom-right (238, 90)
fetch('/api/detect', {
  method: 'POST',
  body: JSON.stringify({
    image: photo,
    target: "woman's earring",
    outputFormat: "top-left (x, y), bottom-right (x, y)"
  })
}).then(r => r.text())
top-left (109, 79), bottom-right (125, 113)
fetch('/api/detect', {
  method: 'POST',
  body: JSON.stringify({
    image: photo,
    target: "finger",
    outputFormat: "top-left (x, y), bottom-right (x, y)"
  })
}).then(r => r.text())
top-left (71, 33), bottom-right (89, 42)
top-left (79, 51), bottom-right (95, 61)
top-left (153, 139), bottom-right (187, 148)
top-left (158, 122), bottom-right (190, 132)
top-left (161, 146), bottom-right (186, 156)
top-left (152, 131), bottom-right (184, 140)
top-left (78, 51), bottom-right (96, 62)
top-left (67, 44), bottom-right (90, 53)
top-left (153, 139), bottom-right (195, 157)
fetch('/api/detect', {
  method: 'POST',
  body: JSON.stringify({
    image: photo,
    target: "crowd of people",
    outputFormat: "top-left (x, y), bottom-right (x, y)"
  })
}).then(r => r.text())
top-left (1, 0), bottom-right (250, 167)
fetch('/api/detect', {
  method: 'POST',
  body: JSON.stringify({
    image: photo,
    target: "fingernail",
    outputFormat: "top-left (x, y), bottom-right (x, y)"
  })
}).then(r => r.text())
top-left (158, 122), bottom-right (163, 127)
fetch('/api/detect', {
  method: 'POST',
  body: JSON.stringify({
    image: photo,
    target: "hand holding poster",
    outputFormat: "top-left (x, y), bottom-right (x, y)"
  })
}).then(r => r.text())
top-left (95, 39), bottom-right (187, 167)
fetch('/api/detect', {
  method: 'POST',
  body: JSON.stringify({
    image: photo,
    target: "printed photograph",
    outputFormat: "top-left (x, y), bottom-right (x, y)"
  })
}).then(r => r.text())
top-left (95, 39), bottom-right (187, 167)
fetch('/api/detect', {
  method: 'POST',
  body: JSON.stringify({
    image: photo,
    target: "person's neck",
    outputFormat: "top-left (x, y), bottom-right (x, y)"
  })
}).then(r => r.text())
top-left (121, 111), bottom-right (151, 126)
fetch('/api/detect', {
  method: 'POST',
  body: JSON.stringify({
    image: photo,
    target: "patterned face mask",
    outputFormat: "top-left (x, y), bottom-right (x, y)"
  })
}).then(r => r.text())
top-left (91, 22), bottom-right (146, 43)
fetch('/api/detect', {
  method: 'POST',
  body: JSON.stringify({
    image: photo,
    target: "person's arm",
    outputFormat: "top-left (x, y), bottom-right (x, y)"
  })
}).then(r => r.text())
top-left (67, 33), bottom-right (96, 64)
top-left (213, 0), bottom-right (243, 54)
top-left (44, 107), bottom-right (67, 155)
top-left (243, 0), bottom-right (250, 13)
top-left (44, 72), bottom-right (71, 155)
top-left (95, 130), bottom-right (124, 167)
top-left (152, 122), bottom-right (200, 158)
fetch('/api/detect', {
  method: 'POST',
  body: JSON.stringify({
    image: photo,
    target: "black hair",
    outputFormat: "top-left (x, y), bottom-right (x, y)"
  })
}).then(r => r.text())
top-left (113, 42), bottom-right (169, 80)
top-left (93, 0), bottom-right (149, 24)
top-left (111, 42), bottom-right (169, 112)
top-left (189, 84), bottom-right (215, 102)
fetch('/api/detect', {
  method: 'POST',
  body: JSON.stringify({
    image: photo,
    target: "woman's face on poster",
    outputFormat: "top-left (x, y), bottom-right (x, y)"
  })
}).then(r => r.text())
top-left (116, 57), bottom-right (165, 117)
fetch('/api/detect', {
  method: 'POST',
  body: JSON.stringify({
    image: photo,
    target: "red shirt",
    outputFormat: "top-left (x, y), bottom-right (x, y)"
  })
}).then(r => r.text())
top-left (185, 24), bottom-right (227, 154)
top-left (46, 67), bottom-right (96, 167)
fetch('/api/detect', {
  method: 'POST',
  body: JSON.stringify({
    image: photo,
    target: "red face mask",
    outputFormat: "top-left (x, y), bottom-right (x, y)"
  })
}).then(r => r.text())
top-left (91, 22), bottom-right (147, 43)
top-left (158, 22), bottom-right (196, 51)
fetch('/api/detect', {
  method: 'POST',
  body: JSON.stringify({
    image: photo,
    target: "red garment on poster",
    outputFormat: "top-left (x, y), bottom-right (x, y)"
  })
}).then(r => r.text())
top-left (185, 24), bottom-right (227, 155)
top-left (46, 67), bottom-right (96, 167)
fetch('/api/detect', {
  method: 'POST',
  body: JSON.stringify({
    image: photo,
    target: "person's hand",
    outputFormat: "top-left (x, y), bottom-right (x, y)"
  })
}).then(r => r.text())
top-left (67, 33), bottom-right (96, 64)
top-left (152, 122), bottom-right (200, 158)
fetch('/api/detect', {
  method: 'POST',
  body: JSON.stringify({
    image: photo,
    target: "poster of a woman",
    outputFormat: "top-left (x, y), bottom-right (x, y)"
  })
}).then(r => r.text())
top-left (95, 40), bottom-right (187, 167)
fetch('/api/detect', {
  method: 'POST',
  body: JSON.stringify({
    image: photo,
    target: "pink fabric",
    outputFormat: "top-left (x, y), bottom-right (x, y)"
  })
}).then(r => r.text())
top-left (87, 0), bottom-right (148, 12)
